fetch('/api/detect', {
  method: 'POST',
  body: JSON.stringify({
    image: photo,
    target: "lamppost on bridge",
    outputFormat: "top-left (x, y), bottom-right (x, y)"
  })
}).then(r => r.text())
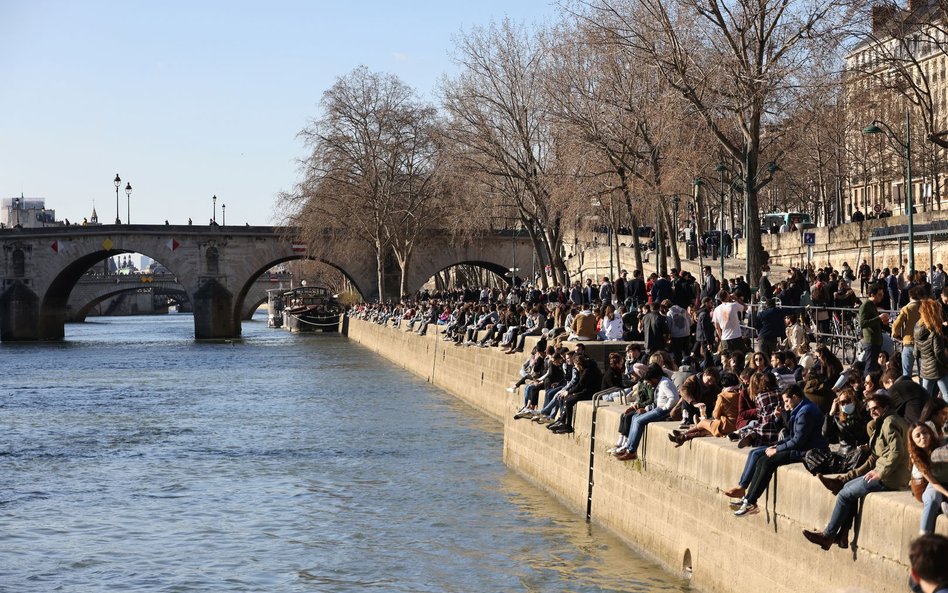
top-left (222, 204), bottom-right (226, 226)
top-left (864, 110), bottom-right (914, 275)
top-left (125, 182), bottom-right (132, 225)
top-left (212, 195), bottom-right (217, 225)
top-left (12, 197), bottom-right (19, 227)
top-left (114, 174), bottom-right (122, 224)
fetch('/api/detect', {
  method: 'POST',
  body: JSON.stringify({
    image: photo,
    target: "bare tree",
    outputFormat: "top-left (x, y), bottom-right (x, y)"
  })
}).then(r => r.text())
top-left (441, 19), bottom-right (569, 287)
top-left (582, 0), bottom-right (852, 283)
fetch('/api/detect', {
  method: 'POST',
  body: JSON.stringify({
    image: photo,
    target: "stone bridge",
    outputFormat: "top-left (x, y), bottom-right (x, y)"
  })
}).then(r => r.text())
top-left (0, 224), bottom-right (530, 341)
top-left (68, 272), bottom-right (293, 322)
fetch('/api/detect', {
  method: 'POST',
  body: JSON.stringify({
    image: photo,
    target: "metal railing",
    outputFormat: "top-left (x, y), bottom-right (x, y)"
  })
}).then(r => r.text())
top-left (740, 302), bottom-right (900, 364)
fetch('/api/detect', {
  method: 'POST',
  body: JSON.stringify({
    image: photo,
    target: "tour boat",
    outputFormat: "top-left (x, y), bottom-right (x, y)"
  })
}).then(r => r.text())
top-left (278, 285), bottom-right (342, 333)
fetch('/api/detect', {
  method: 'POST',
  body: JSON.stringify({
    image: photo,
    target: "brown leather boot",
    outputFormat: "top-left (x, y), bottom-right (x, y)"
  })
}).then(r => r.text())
top-left (818, 474), bottom-right (846, 495)
top-left (803, 529), bottom-right (834, 551)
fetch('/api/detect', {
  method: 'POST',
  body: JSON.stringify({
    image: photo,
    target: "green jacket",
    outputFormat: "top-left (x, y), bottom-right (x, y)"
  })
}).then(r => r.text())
top-left (858, 299), bottom-right (883, 345)
top-left (853, 412), bottom-right (910, 490)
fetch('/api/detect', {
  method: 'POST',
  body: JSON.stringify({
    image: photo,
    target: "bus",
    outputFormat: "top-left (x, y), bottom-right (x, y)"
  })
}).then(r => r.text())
top-left (761, 212), bottom-right (813, 233)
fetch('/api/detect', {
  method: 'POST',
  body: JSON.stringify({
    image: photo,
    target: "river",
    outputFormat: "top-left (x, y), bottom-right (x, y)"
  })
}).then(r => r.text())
top-left (0, 313), bottom-right (687, 593)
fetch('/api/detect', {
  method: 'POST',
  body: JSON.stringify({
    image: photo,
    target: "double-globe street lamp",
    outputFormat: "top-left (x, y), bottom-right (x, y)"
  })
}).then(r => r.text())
top-left (863, 109), bottom-right (914, 275)
top-left (125, 182), bottom-right (132, 224)
top-left (114, 174), bottom-right (121, 224)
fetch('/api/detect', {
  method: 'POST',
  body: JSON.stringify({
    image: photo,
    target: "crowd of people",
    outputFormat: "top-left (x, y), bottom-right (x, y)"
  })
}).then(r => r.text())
top-left (350, 258), bottom-right (948, 561)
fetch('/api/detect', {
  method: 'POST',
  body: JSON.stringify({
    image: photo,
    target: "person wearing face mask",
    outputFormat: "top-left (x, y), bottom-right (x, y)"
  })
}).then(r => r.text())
top-left (804, 392), bottom-right (911, 550)
top-left (801, 388), bottom-right (870, 475)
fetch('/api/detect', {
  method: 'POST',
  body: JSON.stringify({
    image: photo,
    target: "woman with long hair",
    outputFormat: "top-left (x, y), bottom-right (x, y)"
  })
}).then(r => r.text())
top-left (907, 422), bottom-right (948, 534)
top-left (913, 299), bottom-right (948, 398)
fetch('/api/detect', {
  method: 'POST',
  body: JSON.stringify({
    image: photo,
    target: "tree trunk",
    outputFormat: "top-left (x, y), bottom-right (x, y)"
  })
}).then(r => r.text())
top-left (375, 244), bottom-right (386, 302)
top-left (660, 203), bottom-right (681, 271)
top-left (630, 213), bottom-right (644, 275)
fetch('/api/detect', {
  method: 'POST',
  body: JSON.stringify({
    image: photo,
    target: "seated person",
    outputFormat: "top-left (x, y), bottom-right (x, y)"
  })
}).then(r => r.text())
top-left (803, 392), bottom-right (910, 550)
top-left (802, 387), bottom-right (870, 475)
top-left (615, 363), bottom-right (680, 461)
top-left (724, 383), bottom-right (828, 517)
top-left (669, 372), bottom-right (741, 446)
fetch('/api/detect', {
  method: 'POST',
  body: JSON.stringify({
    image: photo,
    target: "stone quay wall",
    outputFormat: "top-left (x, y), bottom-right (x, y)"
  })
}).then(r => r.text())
top-left (345, 318), bottom-right (944, 593)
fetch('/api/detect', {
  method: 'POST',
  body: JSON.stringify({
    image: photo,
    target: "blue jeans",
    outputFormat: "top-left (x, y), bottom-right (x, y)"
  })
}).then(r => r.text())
top-left (738, 446), bottom-right (770, 488)
top-left (902, 345), bottom-right (919, 379)
top-left (626, 407), bottom-right (670, 454)
top-left (921, 483), bottom-right (945, 534)
top-left (921, 376), bottom-right (948, 399)
top-left (824, 476), bottom-right (888, 536)
top-left (862, 342), bottom-right (881, 376)
top-left (540, 385), bottom-right (566, 417)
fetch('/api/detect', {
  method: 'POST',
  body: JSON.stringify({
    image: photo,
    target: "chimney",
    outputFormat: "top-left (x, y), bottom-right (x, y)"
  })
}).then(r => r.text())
top-left (871, 4), bottom-right (898, 35)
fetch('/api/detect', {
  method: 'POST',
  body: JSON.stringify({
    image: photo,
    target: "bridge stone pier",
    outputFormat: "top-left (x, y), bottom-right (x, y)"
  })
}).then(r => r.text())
top-left (0, 225), bottom-right (532, 341)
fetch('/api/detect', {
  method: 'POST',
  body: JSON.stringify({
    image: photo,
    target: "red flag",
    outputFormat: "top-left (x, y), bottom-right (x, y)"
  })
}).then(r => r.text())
top-left (166, 239), bottom-right (180, 252)
top-left (51, 240), bottom-right (59, 253)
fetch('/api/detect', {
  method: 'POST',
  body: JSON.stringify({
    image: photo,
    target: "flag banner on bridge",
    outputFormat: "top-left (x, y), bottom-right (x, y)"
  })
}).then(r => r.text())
top-left (166, 239), bottom-right (180, 252)
top-left (51, 240), bottom-right (60, 253)
top-left (292, 243), bottom-right (306, 253)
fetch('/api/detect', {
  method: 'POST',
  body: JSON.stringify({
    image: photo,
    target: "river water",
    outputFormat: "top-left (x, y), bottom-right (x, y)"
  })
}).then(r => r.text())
top-left (0, 314), bottom-right (686, 593)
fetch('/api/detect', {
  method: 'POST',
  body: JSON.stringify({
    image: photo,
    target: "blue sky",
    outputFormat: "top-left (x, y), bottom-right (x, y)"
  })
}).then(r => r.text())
top-left (0, 0), bottom-right (557, 226)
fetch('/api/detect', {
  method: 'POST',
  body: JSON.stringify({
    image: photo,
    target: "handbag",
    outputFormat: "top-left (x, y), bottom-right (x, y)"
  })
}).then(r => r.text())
top-left (910, 477), bottom-right (929, 503)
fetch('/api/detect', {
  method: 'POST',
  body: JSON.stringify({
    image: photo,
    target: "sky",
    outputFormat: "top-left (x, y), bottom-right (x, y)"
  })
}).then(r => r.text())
top-left (0, 0), bottom-right (558, 226)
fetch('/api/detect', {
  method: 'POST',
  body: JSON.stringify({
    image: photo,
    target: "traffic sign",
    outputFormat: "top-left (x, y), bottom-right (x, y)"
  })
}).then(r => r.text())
top-left (803, 232), bottom-right (816, 246)
top-left (874, 202), bottom-right (882, 213)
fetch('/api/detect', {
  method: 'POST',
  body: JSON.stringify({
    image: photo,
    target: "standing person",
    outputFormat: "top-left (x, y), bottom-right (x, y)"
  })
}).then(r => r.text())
top-left (859, 259), bottom-right (872, 295)
top-left (859, 284), bottom-right (889, 376)
top-left (641, 302), bottom-right (669, 356)
top-left (758, 265), bottom-right (773, 302)
top-left (914, 298), bottom-right (948, 399)
top-left (888, 267), bottom-right (902, 313)
top-left (599, 276), bottom-right (613, 305)
top-left (627, 269), bottom-right (648, 309)
top-left (665, 299), bottom-right (692, 365)
top-left (713, 290), bottom-right (746, 353)
top-left (694, 297), bottom-right (716, 368)
top-left (804, 392), bottom-right (910, 550)
top-left (754, 298), bottom-right (785, 358)
top-left (701, 266), bottom-right (720, 301)
top-left (651, 272), bottom-right (673, 304)
top-left (931, 263), bottom-right (945, 298)
top-left (615, 270), bottom-right (628, 305)
top-left (893, 286), bottom-right (925, 379)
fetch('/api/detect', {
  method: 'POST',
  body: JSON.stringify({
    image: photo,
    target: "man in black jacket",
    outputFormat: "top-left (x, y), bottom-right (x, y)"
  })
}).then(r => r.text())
top-left (549, 355), bottom-right (602, 434)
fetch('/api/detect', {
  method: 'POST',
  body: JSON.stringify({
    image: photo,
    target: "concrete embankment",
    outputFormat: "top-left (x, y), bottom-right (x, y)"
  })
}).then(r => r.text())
top-left (345, 318), bottom-right (943, 593)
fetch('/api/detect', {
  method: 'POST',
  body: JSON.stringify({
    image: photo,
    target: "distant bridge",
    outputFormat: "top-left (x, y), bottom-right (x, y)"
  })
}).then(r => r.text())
top-left (0, 224), bottom-right (530, 341)
top-left (68, 272), bottom-right (293, 322)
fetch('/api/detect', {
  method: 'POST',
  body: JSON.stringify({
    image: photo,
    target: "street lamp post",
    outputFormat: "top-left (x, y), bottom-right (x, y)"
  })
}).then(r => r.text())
top-left (212, 195), bottom-right (217, 224)
top-left (12, 197), bottom-right (19, 227)
top-left (114, 174), bottom-right (121, 224)
top-left (222, 204), bottom-right (226, 226)
top-left (125, 182), bottom-right (132, 225)
top-left (671, 195), bottom-right (681, 249)
top-left (864, 109), bottom-right (914, 275)
top-left (716, 163), bottom-right (727, 283)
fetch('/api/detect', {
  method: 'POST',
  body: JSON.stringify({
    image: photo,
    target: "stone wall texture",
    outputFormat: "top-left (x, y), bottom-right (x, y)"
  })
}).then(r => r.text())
top-left (346, 318), bottom-right (946, 593)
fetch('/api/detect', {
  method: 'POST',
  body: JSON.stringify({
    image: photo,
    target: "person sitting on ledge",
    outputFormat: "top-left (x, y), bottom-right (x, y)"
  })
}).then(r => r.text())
top-left (668, 372), bottom-right (740, 447)
top-left (724, 383), bottom-right (827, 517)
top-left (547, 354), bottom-right (602, 435)
top-left (803, 391), bottom-right (910, 550)
top-left (615, 363), bottom-right (679, 461)
top-left (568, 303), bottom-right (598, 341)
top-left (906, 422), bottom-right (948, 536)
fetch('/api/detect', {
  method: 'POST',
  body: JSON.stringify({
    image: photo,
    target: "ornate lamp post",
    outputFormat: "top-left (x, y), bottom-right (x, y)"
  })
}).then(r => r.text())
top-left (212, 195), bottom-right (217, 224)
top-left (125, 182), bottom-right (132, 224)
top-left (864, 110), bottom-right (914, 275)
top-left (114, 174), bottom-right (121, 224)
top-left (222, 203), bottom-right (226, 226)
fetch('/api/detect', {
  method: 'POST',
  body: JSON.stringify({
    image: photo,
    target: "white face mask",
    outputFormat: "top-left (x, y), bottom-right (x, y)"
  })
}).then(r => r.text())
top-left (841, 403), bottom-right (856, 415)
